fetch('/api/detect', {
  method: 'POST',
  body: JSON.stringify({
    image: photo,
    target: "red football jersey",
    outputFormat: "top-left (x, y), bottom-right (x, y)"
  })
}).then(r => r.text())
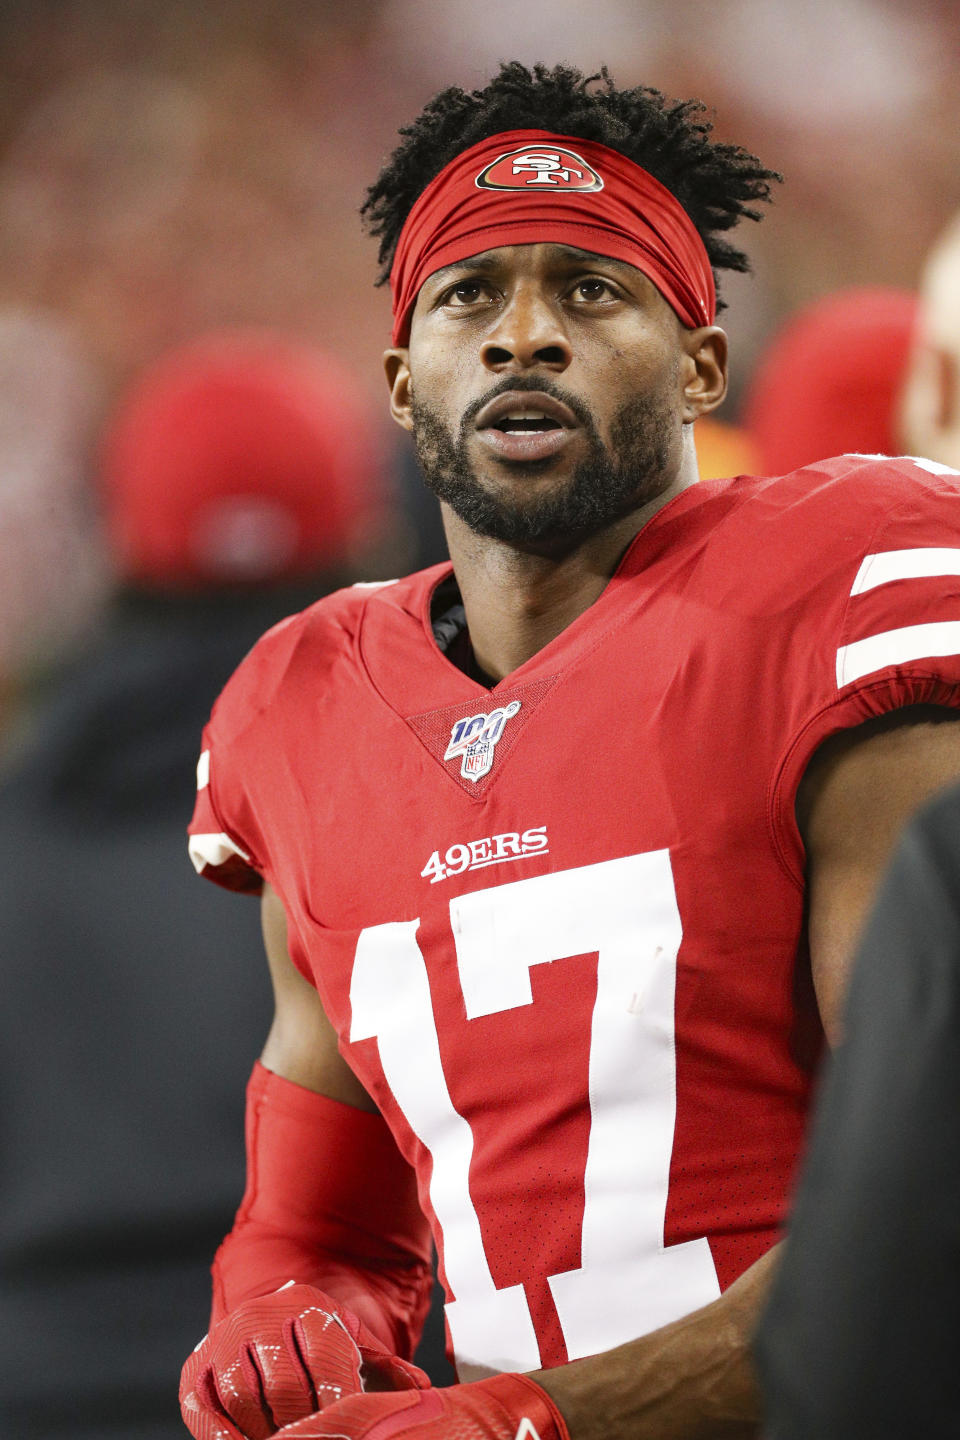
top-left (189, 455), bottom-right (960, 1377)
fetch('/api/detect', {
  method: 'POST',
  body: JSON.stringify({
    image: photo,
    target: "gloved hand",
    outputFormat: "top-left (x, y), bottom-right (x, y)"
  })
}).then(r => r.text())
top-left (180, 1283), bottom-right (430, 1440)
top-left (267, 1372), bottom-right (571, 1440)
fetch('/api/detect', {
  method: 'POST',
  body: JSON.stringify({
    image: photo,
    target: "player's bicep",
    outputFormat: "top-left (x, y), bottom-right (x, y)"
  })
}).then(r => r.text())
top-left (799, 706), bottom-right (960, 1042)
top-left (260, 881), bottom-right (378, 1112)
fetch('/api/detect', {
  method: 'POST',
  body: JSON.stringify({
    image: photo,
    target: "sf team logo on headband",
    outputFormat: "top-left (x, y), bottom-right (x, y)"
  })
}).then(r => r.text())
top-left (476, 143), bottom-right (603, 193)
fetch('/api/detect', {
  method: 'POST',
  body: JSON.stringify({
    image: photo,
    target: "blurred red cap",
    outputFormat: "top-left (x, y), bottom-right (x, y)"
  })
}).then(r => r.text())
top-left (100, 330), bottom-right (386, 587)
top-left (743, 287), bottom-right (918, 475)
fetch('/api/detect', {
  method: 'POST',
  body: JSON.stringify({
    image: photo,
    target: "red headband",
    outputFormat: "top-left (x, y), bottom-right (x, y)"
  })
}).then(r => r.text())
top-left (389, 129), bottom-right (716, 345)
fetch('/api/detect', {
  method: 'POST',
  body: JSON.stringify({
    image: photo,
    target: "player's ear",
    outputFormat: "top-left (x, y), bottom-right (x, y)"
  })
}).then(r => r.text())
top-left (680, 326), bottom-right (728, 422)
top-left (384, 349), bottom-right (414, 433)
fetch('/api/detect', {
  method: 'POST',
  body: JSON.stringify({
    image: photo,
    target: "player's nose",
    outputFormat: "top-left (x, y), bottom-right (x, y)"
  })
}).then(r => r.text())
top-left (479, 286), bottom-right (572, 374)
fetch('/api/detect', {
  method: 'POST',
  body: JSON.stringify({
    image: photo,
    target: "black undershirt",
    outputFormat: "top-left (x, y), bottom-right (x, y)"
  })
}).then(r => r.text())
top-left (430, 574), bottom-right (495, 687)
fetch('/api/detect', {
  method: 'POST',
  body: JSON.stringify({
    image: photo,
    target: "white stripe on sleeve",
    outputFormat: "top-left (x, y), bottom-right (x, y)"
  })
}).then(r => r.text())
top-left (850, 547), bottom-right (960, 596)
top-left (188, 831), bottom-right (251, 874)
top-left (836, 621), bottom-right (960, 688)
top-left (196, 749), bottom-right (211, 790)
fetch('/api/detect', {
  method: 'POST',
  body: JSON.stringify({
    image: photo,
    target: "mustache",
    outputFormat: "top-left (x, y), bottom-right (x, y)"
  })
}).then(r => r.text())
top-left (458, 374), bottom-right (597, 434)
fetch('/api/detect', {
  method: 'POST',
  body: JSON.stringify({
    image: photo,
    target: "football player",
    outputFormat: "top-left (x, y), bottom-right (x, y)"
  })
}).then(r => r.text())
top-left (180, 64), bottom-right (960, 1440)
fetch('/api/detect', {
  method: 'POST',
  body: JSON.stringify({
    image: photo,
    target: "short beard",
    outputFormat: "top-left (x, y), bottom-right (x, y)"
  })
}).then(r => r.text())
top-left (410, 378), bottom-right (677, 550)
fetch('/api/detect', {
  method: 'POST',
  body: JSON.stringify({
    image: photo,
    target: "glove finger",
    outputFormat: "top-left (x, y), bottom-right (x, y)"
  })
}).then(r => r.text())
top-left (294, 1305), bottom-right (365, 1409)
top-left (180, 1345), bottom-right (250, 1440)
top-left (210, 1293), bottom-right (337, 1439)
top-left (203, 1340), bottom-right (276, 1440)
top-left (241, 1319), bottom-right (325, 1434)
top-left (180, 1352), bottom-right (270, 1440)
top-left (180, 1363), bottom-right (247, 1440)
top-left (298, 1301), bottom-right (428, 1396)
top-left (180, 1388), bottom-right (248, 1440)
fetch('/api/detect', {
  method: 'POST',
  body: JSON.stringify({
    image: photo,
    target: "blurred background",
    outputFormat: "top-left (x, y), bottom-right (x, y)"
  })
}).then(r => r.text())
top-left (2, 2), bottom-right (960, 1436)
top-left (0, 0), bottom-right (955, 708)
top-left (1, 0), bottom-right (959, 707)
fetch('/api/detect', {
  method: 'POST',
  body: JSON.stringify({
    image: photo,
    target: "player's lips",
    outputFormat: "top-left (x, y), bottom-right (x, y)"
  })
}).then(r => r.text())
top-left (474, 390), bottom-right (580, 463)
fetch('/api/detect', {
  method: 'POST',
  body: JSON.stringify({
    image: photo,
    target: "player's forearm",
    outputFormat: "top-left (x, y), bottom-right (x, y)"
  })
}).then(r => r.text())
top-left (211, 1061), bottom-right (433, 1355)
top-left (533, 1245), bottom-right (779, 1440)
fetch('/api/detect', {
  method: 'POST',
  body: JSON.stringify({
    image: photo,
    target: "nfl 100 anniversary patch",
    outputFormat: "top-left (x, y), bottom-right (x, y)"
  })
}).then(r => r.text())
top-left (405, 676), bottom-right (558, 797)
top-left (444, 700), bottom-right (521, 782)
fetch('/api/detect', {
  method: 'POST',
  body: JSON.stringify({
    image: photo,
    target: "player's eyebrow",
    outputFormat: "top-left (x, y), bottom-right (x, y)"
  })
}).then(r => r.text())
top-left (424, 245), bottom-right (644, 287)
top-left (547, 245), bottom-right (642, 278)
top-left (423, 252), bottom-right (507, 284)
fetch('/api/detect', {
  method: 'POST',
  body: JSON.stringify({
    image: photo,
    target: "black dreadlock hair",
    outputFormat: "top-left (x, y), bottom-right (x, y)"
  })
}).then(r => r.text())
top-left (362, 62), bottom-right (780, 314)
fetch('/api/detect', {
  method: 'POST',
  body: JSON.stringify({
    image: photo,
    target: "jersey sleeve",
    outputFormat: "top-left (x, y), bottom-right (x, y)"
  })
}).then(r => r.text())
top-left (772, 456), bottom-right (960, 885)
top-left (187, 724), bottom-right (264, 894)
top-left (185, 608), bottom-right (311, 895)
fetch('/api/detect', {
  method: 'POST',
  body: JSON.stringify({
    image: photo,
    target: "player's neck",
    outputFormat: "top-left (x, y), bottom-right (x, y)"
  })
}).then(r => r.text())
top-left (443, 471), bottom-right (692, 684)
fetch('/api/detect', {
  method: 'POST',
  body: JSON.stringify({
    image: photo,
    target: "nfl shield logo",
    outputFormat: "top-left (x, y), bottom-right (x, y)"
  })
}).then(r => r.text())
top-left (463, 736), bottom-right (494, 779)
top-left (444, 700), bottom-right (521, 782)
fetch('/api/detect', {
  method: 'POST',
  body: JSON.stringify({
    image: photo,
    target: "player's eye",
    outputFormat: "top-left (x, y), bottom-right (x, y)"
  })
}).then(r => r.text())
top-left (570, 277), bottom-right (618, 303)
top-left (444, 280), bottom-right (488, 306)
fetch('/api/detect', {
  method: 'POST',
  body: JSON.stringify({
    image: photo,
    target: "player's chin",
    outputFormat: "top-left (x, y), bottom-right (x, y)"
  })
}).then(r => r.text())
top-left (473, 445), bottom-right (586, 503)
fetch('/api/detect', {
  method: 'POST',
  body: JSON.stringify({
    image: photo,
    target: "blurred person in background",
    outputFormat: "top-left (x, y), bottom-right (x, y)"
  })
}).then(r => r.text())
top-left (0, 308), bottom-right (111, 755)
top-left (741, 287), bottom-right (918, 474)
top-left (754, 210), bottom-right (960, 1439)
top-left (754, 786), bottom-right (960, 1440)
top-left (899, 212), bottom-right (960, 471)
top-left (178, 63), bottom-right (960, 1440)
top-left (0, 329), bottom-right (423, 1440)
top-left (691, 415), bottom-right (759, 481)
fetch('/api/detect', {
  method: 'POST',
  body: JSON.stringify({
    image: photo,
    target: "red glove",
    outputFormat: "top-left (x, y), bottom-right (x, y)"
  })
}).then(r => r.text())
top-left (180, 1283), bottom-right (431, 1440)
top-left (268, 1373), bottom-right (571, 1440)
